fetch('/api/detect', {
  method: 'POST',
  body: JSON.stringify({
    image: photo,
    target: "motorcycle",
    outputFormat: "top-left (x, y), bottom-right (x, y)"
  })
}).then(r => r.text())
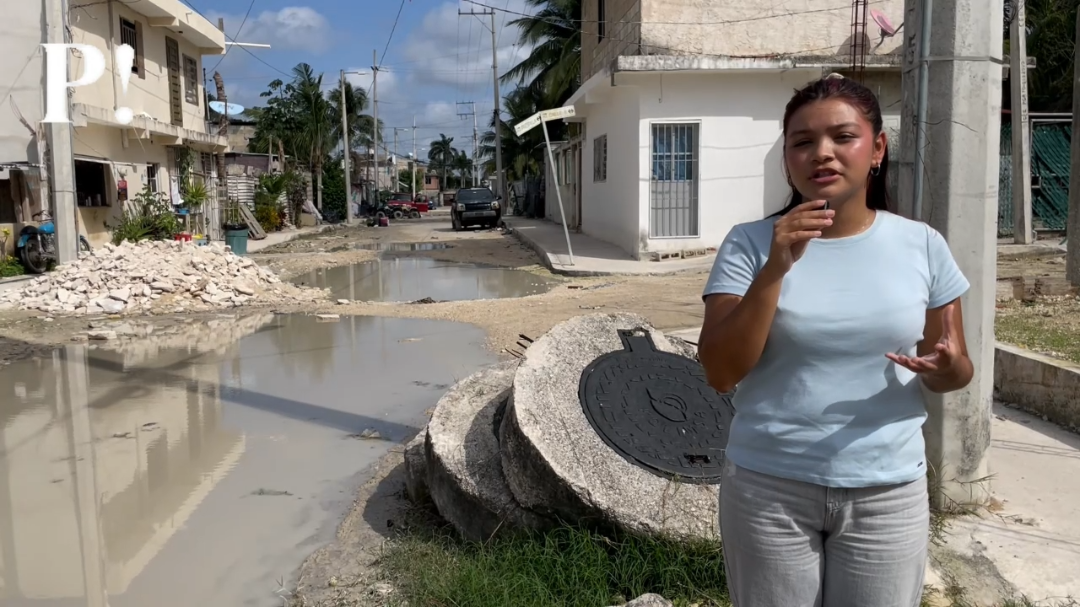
top-left (17, 210), bottom-right (92, 274)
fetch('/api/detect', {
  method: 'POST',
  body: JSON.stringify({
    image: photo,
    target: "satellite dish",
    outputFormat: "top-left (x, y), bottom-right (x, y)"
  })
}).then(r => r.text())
top-left (870, 9), bottom-right (899, 37)
top-left (208, 100), bottom-right (246, 115)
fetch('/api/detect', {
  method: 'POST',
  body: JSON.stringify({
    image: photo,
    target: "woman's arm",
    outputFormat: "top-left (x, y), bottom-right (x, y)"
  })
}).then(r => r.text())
top-left (918, 298), bottom-right (973, 393)
top-left (698, 263), bottom-right (786, 393)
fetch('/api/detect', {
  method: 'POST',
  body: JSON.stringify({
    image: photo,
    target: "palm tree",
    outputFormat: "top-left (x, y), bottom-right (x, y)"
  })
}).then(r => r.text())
top-left (501, 0), bottom-right (581, 109)
top-left (289, 63), bottom-right (334, 209)
top-left (452, 150), bottom-right (473, 186)
top-left (327, 82), bottom-right (383, 153)
top-left (427, 134), bottom-right (457, 192)
top-left (480, 86), bottom-right (548, 183)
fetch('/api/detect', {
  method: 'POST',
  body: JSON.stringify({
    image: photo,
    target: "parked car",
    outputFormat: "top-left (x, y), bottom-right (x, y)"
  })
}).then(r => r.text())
top-left (450, 187), bottom-right (501, 231)
top-left (389, 192), bottom-right (429, 214)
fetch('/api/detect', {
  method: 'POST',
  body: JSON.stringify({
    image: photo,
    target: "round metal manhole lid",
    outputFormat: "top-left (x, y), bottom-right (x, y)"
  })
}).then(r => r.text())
top-left (578, 329), bottom-right (732, 484)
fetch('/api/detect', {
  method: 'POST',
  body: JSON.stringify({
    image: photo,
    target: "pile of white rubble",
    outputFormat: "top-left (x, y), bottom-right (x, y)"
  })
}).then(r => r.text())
top-left (0, 240), bottom-right (326, 316)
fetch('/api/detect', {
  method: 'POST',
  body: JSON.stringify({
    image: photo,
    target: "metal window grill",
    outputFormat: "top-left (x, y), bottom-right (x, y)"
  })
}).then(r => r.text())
top-left (593, 135), bottom-right (607, 182)
top-left (120, 20), bottom-right (138, 73)
top-left (184, 56), bottom-right (199, 104)
top-left (649, 123), bottom-right (699, 238)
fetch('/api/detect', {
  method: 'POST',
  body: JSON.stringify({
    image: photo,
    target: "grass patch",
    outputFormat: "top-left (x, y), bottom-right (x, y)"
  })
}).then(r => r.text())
top-left (382, 522), bottom-right (729, 607)
top-left (995, 300), bottom-right (1080, 364)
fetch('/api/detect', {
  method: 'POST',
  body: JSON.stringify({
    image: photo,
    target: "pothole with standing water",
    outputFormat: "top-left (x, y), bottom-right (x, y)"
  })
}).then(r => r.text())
top-left (353, 242), bottom-right (452, 252)
top-left (290, 257), bottom-right (560, 302)
top-left (0, 312), bottom-right (496, 606)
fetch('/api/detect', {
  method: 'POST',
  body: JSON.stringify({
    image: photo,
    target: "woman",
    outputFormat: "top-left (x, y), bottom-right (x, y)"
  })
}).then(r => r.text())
top-left (698, 74), bottom-right (973, 606)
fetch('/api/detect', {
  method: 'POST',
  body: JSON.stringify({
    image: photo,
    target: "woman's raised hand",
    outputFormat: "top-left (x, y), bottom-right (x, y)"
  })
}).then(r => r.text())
top-left (764, 200), bottom-right (834, 274)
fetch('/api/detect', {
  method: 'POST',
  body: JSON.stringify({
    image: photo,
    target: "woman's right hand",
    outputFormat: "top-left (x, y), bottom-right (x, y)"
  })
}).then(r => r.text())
top-left (765, 200), bottom-right (834, 274)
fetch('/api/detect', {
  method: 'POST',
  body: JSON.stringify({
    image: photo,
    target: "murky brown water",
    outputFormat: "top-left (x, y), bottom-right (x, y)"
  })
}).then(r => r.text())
top-left (352, 242), bottom-right (451, 252)
top-left (290, 257), bottom-right (560, 302)
top-left (0, 313), bottom-right (494, 606)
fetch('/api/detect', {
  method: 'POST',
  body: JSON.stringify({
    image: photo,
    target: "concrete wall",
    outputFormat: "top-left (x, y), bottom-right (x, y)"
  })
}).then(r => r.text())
top-left (580, 87), bottom-right (643, 255)
top-left (68, 0), bottom-right (211, 133)
top-left (0, 3), bottom-right (44, 165)
top-left (995, 344), bottom-right (1080, 431)
top-left (581, 0), bottom-right (905, 80)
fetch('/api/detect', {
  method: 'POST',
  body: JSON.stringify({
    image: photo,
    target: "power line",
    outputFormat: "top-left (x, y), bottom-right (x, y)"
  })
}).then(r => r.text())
top-left (208, 0), bottom-right (257, 73)
top-left (183, 0), bottom-right (291, 77)
top-left (377, 0), bottom-right (409, 69)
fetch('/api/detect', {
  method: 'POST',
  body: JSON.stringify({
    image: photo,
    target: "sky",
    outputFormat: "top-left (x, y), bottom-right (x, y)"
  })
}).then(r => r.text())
top-left (188, 0), bottom-right (538, 161)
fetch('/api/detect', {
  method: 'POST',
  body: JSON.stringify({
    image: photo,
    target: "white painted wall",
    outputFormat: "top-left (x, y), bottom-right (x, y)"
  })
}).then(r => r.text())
top-left (0, 4), bottom-right (44, 164)
top-left (580, 90), bottom-right (644, 256)
top-left (579, 68), bottom-right (901, 258)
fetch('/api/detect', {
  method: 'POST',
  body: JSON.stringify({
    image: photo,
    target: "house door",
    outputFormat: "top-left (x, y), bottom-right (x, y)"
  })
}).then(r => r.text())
top-left (165, 37), bottom-right (183, 126)
top-left (649, 123), bottom-right (699, 238)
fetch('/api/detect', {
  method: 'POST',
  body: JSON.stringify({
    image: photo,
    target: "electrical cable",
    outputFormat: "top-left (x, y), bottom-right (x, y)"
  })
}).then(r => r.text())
top-left (208, 0), bottom-right (257, 73)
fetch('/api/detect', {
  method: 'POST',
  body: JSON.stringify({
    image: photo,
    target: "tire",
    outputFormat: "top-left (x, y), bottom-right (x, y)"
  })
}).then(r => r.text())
top-left (392, 210), bottom-right (405, 220)
top-left (21, 237), bottom-right (49, 274)
top-left (78, 235), bottom-right (91, 254)
top-left (451, 214), bottom-right (463, 231)
top-left (409, 210), bottom-right (421, 219)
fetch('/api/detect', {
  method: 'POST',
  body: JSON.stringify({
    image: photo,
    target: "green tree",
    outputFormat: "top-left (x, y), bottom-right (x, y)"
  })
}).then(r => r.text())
top-left (327, 81), bottom-right (383, 152)
top-left (452, 150), bottom-right (473, 186)
top-left (480, 86), bottom-right (547, 182)
top-left (501, 0), bottom-right (581, 109)
top-left (1006, 0), bottom-right (1079, 112)
top-left (427, 134), bottom-right (457, 191)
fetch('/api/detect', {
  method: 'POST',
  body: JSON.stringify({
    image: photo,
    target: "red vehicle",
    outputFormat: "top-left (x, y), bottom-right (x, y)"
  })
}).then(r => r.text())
top-left (389, 192), bottom-right (429, 214)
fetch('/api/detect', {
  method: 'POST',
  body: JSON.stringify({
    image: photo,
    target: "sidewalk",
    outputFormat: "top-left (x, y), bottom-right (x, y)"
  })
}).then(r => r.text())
top-left (671, 325), bottom-right (1080, 603)
top-left (247, 224), bottom-right (335, 254)
top-left (504, 217), bottom-right (715, 277)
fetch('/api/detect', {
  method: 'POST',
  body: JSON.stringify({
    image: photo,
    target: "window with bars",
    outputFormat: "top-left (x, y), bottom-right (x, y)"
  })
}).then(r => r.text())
top-left (183, 56), bottom-right (199, 105)
top-left (649, 123), bottom-right (699, 238)
top-left (119, 18), bottom-right (143, 77)
top-left (146, 163), bottom-right (159, 193)
top-left (593, 135), bottom-right (607, 182)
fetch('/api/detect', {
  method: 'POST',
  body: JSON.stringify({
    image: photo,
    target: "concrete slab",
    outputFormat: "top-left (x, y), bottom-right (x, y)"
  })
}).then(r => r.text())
top-left (504, 217), bottom-right (714, 277)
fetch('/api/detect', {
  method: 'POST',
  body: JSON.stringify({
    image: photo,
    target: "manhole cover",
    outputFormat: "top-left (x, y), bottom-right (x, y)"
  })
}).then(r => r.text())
top-left (578, 329), bottom-right (732, 484)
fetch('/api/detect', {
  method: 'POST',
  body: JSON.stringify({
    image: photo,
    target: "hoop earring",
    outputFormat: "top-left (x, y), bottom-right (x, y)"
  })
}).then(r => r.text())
top-left (871, 164), bottom-right (881, 176)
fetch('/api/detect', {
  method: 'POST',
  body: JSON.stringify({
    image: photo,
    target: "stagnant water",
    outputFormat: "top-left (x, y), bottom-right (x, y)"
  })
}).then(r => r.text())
top-left (352, 242), bottom-right (451, 252)
top-left (0, 313), bottom-right (495, 606)
top-left (291, 257), bottom-right (559, 302)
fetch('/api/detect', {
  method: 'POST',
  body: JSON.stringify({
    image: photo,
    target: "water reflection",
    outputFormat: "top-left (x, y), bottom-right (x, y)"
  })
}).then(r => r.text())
top-left (290, 257), bottom-right (559, 302)
top-left (0, 313), bottom-right (495, 606)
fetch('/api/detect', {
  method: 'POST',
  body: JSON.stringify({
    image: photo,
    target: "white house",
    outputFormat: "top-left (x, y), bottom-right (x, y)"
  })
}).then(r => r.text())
top-left (551, 0), bottom-right (905, 260)
top-left (0, 0), bottom-right (228, 250)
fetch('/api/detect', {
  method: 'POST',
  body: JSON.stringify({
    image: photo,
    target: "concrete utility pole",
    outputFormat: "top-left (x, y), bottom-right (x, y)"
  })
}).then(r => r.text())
top-left (459, 7), bottom-right (503, 194)
top-left (412, 115), bottom-right (417, 199)
top-left (340, 70), bottom-right (352, 223)
top-left (1068, 9), bottom-right (1080, 285)
top-left (456, 101), bottom-right (477, 186)
top-left (1010, 0), bottom-right (1033, 243)
top-left (45, 0), bottom-right (77, 263)
top-left (899, 0), bottom-right (1002, 506)
top-left (372, 49), bottom-right (380, 197)
top-left (213, 72), bottom-right (229, 226)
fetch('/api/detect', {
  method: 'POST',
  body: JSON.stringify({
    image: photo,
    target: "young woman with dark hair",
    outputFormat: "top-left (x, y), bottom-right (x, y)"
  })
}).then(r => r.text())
top-left (697, 74), bottom-right (974, 606)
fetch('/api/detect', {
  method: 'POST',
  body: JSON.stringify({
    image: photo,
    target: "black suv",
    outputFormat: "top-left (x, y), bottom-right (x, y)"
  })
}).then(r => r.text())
top-left (450, 187), bottom-right (502, 231)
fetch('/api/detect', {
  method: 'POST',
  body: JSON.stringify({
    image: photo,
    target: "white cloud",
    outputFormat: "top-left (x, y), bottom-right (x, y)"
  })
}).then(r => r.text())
top-left (396, 0), bottom-right (536, 90)
top-left (209, 6), bottom-right (332, 54)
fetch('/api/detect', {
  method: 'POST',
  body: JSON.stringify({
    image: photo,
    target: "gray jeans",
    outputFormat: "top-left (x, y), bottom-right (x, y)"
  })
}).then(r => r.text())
top-left (719, 459), bottom-right (929, 607)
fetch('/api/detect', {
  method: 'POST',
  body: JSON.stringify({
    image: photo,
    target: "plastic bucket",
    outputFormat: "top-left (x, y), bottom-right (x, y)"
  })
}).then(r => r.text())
top-left (224, 228), bottom-right (249, 255)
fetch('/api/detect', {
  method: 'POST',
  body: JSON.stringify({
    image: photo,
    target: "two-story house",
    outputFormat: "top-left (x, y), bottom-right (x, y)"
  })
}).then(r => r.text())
top-left (556, 0), bottom-right (904, 260)
top-left (0, 0), bottom-right (228, 251)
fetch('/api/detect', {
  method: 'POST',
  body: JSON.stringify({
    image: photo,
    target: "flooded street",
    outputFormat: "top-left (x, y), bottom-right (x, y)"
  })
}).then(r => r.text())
top-left (0, 313), bottom-right (495, 606)
top-left (290, 257), bottom-right (560, 302)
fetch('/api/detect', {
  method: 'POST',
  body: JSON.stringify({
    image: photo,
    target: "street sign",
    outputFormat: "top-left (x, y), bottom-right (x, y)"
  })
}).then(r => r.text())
top-left (514, 112), bottom-right (542, 136)
top-left (540, 106), bottom-right (576, 121)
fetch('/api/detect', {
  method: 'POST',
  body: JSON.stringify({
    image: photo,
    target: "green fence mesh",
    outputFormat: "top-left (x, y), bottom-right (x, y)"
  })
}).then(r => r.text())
top-left (998, 120), bottom-right (1072, 237)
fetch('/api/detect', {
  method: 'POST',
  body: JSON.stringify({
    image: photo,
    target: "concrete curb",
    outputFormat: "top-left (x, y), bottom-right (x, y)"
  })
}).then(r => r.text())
top-left (504, 219), bottom-right (713, 278)
top-left (994, 342), bottom-right (1080, 431)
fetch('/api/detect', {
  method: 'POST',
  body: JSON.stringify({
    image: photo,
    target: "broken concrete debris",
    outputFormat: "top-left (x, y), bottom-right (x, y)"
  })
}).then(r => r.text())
top-left (0, 240), bottom-right (326, 316)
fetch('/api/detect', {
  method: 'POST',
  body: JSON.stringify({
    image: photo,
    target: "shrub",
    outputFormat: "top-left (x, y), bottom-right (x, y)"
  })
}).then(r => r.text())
top-left (111, 186), bottom-right (181, 245)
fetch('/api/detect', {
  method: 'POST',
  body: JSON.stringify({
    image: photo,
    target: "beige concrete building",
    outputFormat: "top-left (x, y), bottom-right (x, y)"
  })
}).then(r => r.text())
top-left (1, 0), bottom-right (228, 252)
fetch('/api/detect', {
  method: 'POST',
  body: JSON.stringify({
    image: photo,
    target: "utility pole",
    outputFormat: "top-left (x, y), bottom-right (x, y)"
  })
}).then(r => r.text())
top-left (1068, 8), bottom-right (1080, 285)
top-left (340, 69), bottom-right (353, 223)
top-left (472, 110), bottom-right (479, 187)
top-left (898, 0), bottom-right (1002, 506)
top-left (412, 115), bottom-right (417, 199)
top-left (457, 101), bottom-right (477, 187)
top-left (45, 0), bottom-right (77, 263)
top-left (213, 72), bottom-right (229, 230)
top-left (372, 49), bottom-right (380, 198)
top-left (1010, 0), bottom-right (1033, 243)
top-left (459, 7), bottom-right (504, 197)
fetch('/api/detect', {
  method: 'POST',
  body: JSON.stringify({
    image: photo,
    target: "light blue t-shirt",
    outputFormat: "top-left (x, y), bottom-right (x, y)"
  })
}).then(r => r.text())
top-left (703, 211), bottom-right (970, 488)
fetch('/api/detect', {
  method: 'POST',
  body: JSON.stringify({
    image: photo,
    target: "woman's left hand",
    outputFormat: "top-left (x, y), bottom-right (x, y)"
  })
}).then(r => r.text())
top-left (886, 304), bottom-right (961, 376)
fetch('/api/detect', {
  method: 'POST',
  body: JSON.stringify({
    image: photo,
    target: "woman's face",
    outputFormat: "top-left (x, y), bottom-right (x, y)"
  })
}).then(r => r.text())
top-left (783, 98), bottom-right (886, 205)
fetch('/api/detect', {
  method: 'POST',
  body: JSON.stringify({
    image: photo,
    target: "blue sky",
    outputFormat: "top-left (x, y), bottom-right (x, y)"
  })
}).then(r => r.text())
top-left (189, 0), bottom-right (537, 160)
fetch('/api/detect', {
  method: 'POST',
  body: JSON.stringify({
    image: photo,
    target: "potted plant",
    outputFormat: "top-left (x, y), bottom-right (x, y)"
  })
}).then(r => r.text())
top-left (183, 178), bottom-right (208, 210)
